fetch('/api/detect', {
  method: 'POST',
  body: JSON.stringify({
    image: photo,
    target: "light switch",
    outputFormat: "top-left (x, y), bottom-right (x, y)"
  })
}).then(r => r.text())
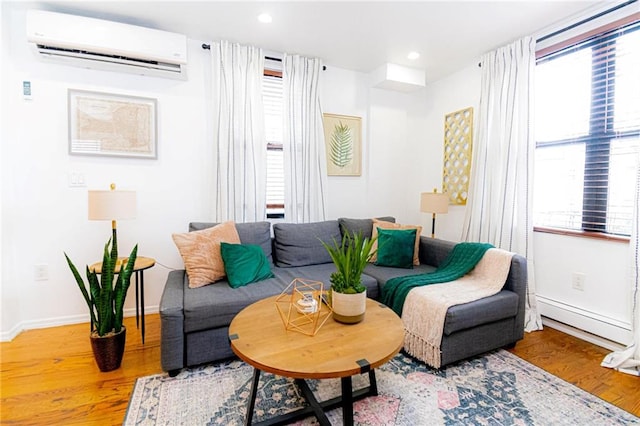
top-left (69, 172), bottom-right (86, 187)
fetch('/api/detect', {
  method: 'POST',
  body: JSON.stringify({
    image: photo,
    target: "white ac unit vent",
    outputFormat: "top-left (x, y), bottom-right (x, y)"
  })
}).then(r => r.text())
top-left (26, 10), bottom-right (188, 80)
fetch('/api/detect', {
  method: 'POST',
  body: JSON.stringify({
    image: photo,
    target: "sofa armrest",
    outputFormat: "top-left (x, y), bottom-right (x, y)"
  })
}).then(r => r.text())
top-left (419, 236), bottom-right (527, 340)
top-left (418, 236), bottom-right (456, 267)
top-left (505, 253), bottom-right (527, 340)
top-left (159, 269), bottom-right (186, 373)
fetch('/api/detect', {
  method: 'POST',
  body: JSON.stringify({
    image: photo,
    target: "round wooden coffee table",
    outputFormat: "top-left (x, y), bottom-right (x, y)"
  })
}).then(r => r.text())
top-left (229, 295), bottom-right (404, 426)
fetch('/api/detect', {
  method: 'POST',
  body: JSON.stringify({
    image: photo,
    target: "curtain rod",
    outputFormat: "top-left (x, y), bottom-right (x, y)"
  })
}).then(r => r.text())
top-left (477, 0), bottom-right (637, 67)
top-left (537, 0), bottom-right (636, 43)
top-left (201, 44), bottom-right (326, 70)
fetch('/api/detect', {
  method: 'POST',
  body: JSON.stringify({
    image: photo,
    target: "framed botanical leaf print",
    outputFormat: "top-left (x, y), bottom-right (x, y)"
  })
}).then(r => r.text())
top-left (323, 113), bottom-right (362, 176)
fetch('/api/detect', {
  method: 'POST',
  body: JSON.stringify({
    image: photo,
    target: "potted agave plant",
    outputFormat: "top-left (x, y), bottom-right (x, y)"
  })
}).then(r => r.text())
top-left (64, 239), bottom-right (137, 372)
top-left (321, 230), bottom-right (376, 324)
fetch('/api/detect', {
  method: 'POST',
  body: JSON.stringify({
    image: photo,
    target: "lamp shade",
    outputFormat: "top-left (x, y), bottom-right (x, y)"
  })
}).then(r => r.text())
top-left (88, 190), bottom-right (137, 221)
top-left (420, 192), bottom-right (449, 214)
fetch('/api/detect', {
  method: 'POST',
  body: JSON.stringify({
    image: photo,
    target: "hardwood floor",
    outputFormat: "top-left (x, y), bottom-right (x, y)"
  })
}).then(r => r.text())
top-left (1, 315), bottom-right (161, 425)
top-left (1, 315), bottom-right (638, 425)
top-left (508, 326), bottom-right (640, 416)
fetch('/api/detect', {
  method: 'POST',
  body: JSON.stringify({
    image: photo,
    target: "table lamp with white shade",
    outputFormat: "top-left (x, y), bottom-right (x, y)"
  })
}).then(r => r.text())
top-left (88, 183), bottom-right (137, 258)
top-left (420, 188), bottom-right (449, 238)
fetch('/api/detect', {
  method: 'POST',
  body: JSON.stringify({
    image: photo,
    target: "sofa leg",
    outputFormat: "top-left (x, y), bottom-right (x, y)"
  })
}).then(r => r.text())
top-left (168, 369), bottom-right (181, 377)
top-left (504, 342), bottom-right (516, 349)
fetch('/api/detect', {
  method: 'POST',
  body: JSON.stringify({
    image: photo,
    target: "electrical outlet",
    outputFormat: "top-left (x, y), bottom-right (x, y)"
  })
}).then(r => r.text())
top-left (572, 272), bottom-right (586, 291)
top-left (34, 264), bottom-right (49, 281)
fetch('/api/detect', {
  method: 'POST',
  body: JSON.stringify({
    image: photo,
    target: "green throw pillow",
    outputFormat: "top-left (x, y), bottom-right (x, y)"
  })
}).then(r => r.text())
top-left (220, 242), bottom-right (274, 288)
top-left (375, 228), bottom-right (417, 269)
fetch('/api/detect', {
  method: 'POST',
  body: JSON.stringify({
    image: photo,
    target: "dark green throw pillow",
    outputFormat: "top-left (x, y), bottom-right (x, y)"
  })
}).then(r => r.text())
top-left (220, 242), bottom-right (274, 288)
top-left (375, 228), bottom-right (417, 269)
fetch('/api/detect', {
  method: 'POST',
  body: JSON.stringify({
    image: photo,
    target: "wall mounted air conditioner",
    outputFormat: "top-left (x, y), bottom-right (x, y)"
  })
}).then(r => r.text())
top-left (26, 10), bottom-right (188, 80)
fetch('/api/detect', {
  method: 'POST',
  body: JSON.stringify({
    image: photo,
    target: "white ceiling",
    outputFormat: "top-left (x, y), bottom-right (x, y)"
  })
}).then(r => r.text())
top-left (16, 1), bottom-right (606, 82)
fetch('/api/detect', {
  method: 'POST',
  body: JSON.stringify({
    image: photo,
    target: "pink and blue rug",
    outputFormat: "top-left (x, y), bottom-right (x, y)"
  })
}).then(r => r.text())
top-left (125, 350), bottom-right (638, 425)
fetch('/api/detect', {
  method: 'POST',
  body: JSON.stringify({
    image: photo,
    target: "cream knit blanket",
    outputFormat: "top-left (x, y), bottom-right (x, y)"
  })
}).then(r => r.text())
top-left (402, 248), bottom-right (515, 368)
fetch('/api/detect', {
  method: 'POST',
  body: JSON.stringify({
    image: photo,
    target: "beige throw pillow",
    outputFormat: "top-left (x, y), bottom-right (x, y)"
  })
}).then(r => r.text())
top-left (172, 221), bottom-right (241, 288)
top-left (370, 218), bottom-right (422, 266)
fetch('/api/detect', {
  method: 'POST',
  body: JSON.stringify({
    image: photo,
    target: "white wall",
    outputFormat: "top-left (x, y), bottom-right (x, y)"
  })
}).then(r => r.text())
top-left (0, 5), bottom-right (425, 339)
top-left (1, 6), bottom-right (212, 339)
top-left (1, 4), bottom-right (9, 336)
top-left (412, 63), bottom-right (481, 242)
top-left (535, 233), bottom-right (632, 344)
top-left (322, 67), bottom-right (426, 223)
top-left (322, 62), bottom-right (483, 235)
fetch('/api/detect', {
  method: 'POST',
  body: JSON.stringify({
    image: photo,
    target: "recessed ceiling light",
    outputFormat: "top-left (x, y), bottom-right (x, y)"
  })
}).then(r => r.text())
top-left (407, 51), bottom-right (420, 60)
top-left (258, 13), bottom-right (272, 24)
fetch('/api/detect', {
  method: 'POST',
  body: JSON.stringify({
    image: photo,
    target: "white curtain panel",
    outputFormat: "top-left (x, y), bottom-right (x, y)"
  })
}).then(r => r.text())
top-left (211, 41), bottom-right (266, 222)
top-left (283, 54), bottom-right (328, 223)
top-left (462, 36), bottom-right (543, 332)
top-left (602, 151), bottom-right (640, 376)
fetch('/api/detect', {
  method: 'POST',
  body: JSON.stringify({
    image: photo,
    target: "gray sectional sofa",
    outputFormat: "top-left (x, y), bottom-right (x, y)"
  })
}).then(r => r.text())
top-left (159, 218), bottom-right (527, 376)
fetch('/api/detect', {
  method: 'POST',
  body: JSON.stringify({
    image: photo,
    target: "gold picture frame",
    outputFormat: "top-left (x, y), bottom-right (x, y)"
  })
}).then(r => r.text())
top-left (323, 113), bottom-right (362, 176)
top-left (443, 107), bottom-right (473, 205)
top-left (68, 89), bottom-right (157, 159)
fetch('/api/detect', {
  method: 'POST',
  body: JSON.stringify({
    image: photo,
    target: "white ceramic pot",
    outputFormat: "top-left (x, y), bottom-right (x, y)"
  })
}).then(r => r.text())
top-left (331, 290), bottom-right (366, 324)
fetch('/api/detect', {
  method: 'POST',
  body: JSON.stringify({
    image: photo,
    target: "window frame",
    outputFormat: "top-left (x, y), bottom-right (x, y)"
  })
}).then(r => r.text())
top-left (533, 20), bottom-right (639, 240)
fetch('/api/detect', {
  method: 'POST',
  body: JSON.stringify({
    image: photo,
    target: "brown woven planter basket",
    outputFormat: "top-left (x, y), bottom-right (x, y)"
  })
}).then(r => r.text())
top-left (90, 326), bottom-right (126, 372)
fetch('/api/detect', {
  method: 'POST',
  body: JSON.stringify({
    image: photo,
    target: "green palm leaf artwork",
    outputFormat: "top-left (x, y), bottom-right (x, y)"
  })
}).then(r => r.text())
top-left (329, 121), bottom-right (353, 168)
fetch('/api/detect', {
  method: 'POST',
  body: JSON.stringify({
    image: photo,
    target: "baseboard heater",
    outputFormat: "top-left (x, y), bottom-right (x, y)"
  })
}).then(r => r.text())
top-left (537, 296), bottom-right (631, 350)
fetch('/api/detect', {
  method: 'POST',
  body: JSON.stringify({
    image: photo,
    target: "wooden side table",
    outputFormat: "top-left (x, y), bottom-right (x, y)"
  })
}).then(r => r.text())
top-left (89, 256), bottom-right (156, 344)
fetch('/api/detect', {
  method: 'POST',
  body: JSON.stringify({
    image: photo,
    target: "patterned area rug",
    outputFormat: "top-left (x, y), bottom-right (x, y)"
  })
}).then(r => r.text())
top-left (125, 350), bottom-right (638, 425)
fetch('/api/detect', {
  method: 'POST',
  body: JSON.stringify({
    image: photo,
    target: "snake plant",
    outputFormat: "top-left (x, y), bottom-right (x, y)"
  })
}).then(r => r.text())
top-left (321, 230), bottom-right (376, 294)
top-left (65, 239), bottom-right (138, 337)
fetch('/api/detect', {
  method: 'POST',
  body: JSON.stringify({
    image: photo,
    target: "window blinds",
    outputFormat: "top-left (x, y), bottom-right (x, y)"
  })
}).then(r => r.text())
top-left (534, 20), bottom-right (640, 235)
top-left (263, 74), bottom-right (285, 211)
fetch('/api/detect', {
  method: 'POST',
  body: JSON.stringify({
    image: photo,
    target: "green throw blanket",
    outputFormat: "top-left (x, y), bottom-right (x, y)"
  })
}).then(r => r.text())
top-left (380, 242), bottom-right (494, 316)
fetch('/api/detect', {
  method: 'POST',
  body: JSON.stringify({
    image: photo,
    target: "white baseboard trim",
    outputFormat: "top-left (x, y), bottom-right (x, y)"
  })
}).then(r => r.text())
top-left (0, 305), bottom-right (159, 342)
top-left (1, 324), bottom-right (28, 342)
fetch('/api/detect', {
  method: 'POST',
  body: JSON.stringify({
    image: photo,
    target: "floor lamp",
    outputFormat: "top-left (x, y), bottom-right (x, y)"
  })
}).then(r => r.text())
top-left (88, 183), bottom-right (137, 258)
top-left (420, 189), bottom-right (449, 238)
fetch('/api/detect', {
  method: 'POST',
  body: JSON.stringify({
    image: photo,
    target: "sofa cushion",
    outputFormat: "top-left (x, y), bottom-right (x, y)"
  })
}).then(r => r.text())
top-left (189, 221), bottom-right (272, 261)
top-left (220, 243), bottom-right (274, 288)
top-left (370, 219), bottom-right (422, 266)
top-left (338, 216), bottom-right (395, 239)
top-left (375, 228), bottom-right (417, 268)
top-left (172, 221), bottom-right (241, 288)
top-left (182, 263), bottom-right (379, 332)
top-left (273, 220), bottom-right (341, 267)
top-left (444, 291), bottom-right (519, 335)
top-left (183, 273), bottom-right (289, 333)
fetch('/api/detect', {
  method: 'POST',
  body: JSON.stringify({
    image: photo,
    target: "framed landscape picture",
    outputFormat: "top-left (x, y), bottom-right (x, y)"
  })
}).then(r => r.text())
top-left (323, 113), bottom-right (362, 176)
top-left (68, 89), bottom-right (157, 159)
